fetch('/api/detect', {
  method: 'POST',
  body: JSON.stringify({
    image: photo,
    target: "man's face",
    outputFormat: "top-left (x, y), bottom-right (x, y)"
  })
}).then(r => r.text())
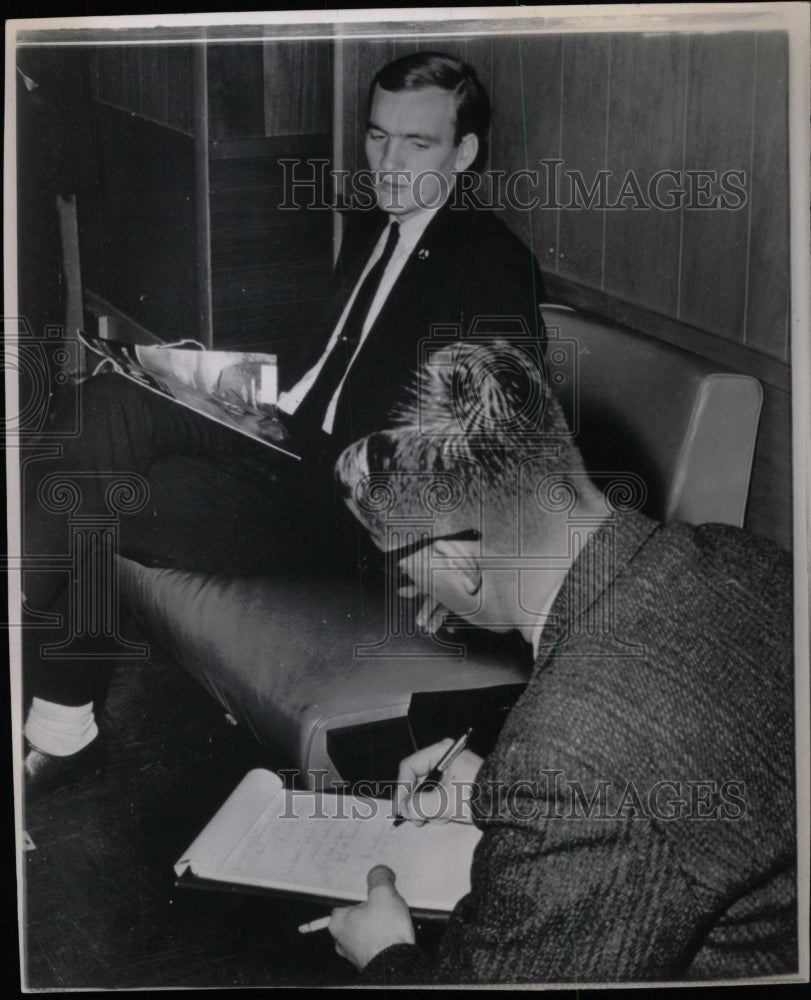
top-left (365, 84), bottom-right (478, 221)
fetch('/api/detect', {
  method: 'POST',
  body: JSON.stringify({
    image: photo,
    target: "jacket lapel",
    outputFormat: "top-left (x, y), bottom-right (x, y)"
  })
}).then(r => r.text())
top-left (369, 200), bottom-right (468, 335)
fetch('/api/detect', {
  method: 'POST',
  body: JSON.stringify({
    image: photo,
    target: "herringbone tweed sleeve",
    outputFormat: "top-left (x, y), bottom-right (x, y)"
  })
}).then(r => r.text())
top-left (362, 515), bottom-right (796, 985)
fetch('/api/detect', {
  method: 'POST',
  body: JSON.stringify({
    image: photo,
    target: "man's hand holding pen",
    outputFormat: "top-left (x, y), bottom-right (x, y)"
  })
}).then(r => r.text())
top-left (325, 737), bottom-right (483, 969)
top-left (394, 733), bottom-right (483, 827)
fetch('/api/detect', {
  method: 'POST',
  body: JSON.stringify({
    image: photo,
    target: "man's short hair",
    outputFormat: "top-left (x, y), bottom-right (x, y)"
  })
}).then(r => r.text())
top-left (335, 341), bottom-right (585, 542)
top-left (369, 51), bottom-right (491, 168)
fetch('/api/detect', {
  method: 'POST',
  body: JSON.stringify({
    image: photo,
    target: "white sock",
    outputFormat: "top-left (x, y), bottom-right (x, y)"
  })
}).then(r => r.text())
top-left (24, 697), bottom-right (98, 757)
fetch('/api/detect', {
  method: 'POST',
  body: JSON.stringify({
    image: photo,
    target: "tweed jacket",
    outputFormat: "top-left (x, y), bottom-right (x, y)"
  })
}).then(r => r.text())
top-left (363, 511), bottom-right (796, 984)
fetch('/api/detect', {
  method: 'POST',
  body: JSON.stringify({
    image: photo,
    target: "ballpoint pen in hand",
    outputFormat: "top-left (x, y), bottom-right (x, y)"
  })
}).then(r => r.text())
top-left (394, 727), bottom-right (473, 827)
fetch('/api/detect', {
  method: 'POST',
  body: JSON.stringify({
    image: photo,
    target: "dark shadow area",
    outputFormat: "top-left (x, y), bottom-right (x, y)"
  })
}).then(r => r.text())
top-left (21, 639), bottom-right (365, 988)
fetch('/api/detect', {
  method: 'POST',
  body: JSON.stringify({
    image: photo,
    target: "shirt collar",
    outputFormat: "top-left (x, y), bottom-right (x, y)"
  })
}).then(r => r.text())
top-left (384, 203), bottom-right (442, 253)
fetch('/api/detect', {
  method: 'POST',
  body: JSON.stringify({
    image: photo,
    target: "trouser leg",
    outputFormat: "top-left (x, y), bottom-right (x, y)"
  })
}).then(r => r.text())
top-left (21, 372), bottom-right (305, 706)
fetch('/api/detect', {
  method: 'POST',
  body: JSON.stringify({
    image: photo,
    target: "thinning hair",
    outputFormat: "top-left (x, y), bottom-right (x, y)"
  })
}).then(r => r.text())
top-left (335, 341), bottom-right (585, 540)
top-left (369, 51), bottom-right (490, 168)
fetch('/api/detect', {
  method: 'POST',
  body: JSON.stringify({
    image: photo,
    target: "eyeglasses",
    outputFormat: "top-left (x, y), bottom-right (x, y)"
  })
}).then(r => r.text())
top-left (386, 527), bottom-right (482, 567)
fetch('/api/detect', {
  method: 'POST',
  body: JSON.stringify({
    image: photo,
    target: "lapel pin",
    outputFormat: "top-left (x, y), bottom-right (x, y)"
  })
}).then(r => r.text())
top-left (418, 248), bottom-right (430, 261)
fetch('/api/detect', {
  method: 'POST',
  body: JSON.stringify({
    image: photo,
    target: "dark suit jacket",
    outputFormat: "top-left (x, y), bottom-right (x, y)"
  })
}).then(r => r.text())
top-left (307, 199), bottom-right (546, 450)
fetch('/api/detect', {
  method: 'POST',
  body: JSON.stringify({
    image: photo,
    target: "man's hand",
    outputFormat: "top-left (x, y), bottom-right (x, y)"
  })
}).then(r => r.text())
top-left (395, 740), bottom-right (484, 826)
top-left (256, 406), bottom-right (290, 444)
top-left (399, 588), bottom-right (451, 634)
top-left (329, 866), bottom-right (415, 970)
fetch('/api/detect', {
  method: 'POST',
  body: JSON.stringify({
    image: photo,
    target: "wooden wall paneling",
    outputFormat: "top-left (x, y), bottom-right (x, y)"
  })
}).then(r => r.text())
top-left (94, 48), bottom-right (124, 107)
top-left (207, 44), bottom-right (265, 140)
top-left (679, 33), bottom-right (755, 339)
top-left (139, 46), bottom-right (168, 125)
top-left (490, 33), bottom-right (562, 278)
top-left (347, 40), bottom-right (368, 177)
top-left (262, 40), bottom-right (332, 136)
top-left (742, 31), bottom-right (790, 361)
top-left (557, 33), bottom-right (611, 290)
top-left (339, 39), bottom-right (360, 176)
top-left (89, 104), bottom-right (198, 341)
top-left (743, 382), bottom-right (792, 551)
top-left (208, 154), bottom-right (333, 364)
top-left (334, 39), bottom-right (356, 182)
top-left (455, 34), bottom-right (493, 84)
top-left (193, 44), bottom-right (212, 347)
top-left (602, 33), bottom-right (687, 316)
top-left (116, 46), bottom-right (140, 111)
top-left (339, 40), bottom-right (370, 174)
top-left (165, 46), bottom-right (193, 134)
top-left (95, 45), bottom-right (193, 133)
top-left (542, 272), bottom-right (791, 392)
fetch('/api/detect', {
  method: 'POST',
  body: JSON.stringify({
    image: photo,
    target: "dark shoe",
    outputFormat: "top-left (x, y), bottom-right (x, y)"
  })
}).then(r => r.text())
top-left (24, 734), bottom-right (108, 803)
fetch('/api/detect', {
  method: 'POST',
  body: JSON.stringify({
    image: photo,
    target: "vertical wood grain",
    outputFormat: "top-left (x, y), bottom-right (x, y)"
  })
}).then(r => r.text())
top-left (557, 33), bottom-right (611, 289)
top-left (262, 40), bottom-right (332, 137)
top-left (139, 47), bottom-right (168, 126)
top-left (742, 32), bottom-right (790, 360)
top-left (95, 45), bottom-right (193, 133)
top-left (207, 44), bottom-right (265, 140)
top-left (166, 46), bottom-right (193, 134)
top-left (602, 33), bottom-right (687, 315)
top-left (678, 33), bottom-right (755, 338)
top-left (95, 48), bottom-right (124, 107)
top-left (193, 45), bottom-right (211, 347)
top-left (491, 33), bottom-right (562, 276)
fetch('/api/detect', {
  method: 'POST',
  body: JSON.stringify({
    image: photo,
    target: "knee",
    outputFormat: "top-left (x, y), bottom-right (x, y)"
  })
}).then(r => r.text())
top-left (80, 371), bottom-right (143, 418)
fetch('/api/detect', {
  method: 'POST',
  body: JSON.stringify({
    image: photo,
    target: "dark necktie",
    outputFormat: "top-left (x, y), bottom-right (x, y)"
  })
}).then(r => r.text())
top-left (292, 220), bottom-right (400, 437)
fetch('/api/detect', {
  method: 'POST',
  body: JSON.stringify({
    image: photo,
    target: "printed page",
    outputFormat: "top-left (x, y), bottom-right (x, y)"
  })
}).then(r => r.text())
top-left (134, 344), bottom-right (277, 398)
top-left (78, 333), bottom-right (299, 458)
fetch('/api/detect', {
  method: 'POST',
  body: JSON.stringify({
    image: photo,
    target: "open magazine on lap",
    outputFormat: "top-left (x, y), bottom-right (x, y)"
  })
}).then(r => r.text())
top-left (78, 332), bottom-right (301, 460)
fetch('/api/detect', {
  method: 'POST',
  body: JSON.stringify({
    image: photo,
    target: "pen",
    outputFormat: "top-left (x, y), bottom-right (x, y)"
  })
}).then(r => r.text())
top-left (394, 727), bottom-right (473, 827)
top-left (298, 915), bottom-right (331, 934)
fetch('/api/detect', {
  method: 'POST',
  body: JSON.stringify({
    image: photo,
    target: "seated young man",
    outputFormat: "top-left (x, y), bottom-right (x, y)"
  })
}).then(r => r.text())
top-left (21, 50), bottom-right (545, 798)
top-left (328, 340), bottom-right (797, 984)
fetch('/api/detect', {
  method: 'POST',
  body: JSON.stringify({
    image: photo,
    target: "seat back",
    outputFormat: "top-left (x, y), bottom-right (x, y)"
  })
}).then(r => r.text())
top-left (542, 304), bottom-right (762, 526)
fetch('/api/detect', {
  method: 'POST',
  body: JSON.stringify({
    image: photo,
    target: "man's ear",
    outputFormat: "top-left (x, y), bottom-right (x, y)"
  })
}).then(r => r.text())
top-left (433, 539), bottom-right (481, 595)
top-left (454, 133), bottom-right (479, 173)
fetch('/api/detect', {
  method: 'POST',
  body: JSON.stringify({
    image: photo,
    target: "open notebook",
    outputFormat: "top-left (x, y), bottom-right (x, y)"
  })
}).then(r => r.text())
top-left (175, 769), bottom-right (482, 917)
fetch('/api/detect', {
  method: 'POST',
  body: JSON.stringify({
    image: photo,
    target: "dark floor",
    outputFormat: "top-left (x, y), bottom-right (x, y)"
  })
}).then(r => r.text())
top-left (20, 641), bottom-right (364, 989)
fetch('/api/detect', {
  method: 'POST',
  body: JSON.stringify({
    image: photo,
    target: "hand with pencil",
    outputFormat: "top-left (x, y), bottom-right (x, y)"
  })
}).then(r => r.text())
top-left (302, 734), bottom-right (483, 969)
top-left (394, 730), bottom-right (483, 827)
top-left (327, 866), bottom-right (415, 970)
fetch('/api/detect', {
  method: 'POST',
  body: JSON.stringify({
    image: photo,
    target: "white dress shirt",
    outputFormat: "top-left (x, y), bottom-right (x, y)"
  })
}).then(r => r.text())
top-left (277, 206), bottom-right (440, 434)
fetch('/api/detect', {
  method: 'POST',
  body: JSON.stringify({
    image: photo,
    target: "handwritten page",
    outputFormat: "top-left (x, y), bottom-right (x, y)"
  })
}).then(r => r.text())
top-left (175, 769), bottom-right (481, 914)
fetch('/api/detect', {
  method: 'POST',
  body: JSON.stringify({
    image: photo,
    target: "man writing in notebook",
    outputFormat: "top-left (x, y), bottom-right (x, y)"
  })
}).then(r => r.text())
top-left (22, 52), bottom-right (545, 795)
top-left (329, 341), bottom-right (796, 982)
